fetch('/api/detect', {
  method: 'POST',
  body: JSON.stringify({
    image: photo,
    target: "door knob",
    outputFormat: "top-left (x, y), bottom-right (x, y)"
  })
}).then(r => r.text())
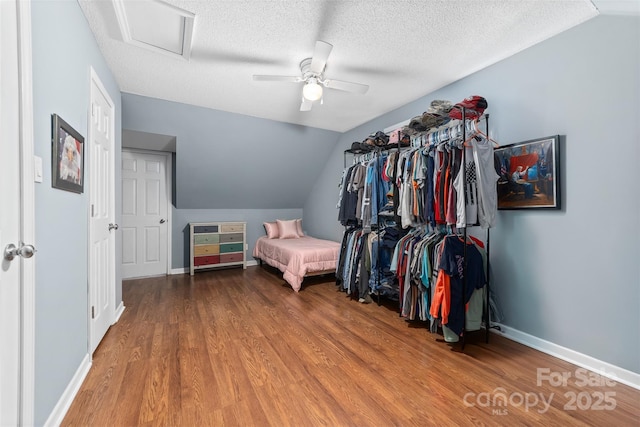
top-left (108, 223), bottom-right (119, 231)
top-left (160, 219), bottom-right (166, 224)
top-left (4, 243), bottom-right (37, 261)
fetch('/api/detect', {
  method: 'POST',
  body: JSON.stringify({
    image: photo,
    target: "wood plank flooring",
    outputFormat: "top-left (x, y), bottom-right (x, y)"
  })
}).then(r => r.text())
top-left (62, 266), bottom-right (640, 426)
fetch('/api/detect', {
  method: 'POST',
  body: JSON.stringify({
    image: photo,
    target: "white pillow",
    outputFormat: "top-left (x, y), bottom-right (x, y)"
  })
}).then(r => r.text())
top-left (277, 219), bottom-right (300, 239)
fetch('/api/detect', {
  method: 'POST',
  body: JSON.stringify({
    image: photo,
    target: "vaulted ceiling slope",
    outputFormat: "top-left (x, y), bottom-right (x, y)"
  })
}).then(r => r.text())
top-left (79, 0), bottom-right (604, 132)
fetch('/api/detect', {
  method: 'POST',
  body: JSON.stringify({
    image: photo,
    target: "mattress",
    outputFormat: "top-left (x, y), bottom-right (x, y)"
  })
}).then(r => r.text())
top-left (252, 235), bottom-right (340, 291)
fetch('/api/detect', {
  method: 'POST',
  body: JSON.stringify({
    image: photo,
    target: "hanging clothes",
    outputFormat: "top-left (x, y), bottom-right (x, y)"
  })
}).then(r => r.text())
top-left (338, 115), bottom-right (498, 343)
top-left (429, 235), bottom-right (486, 336)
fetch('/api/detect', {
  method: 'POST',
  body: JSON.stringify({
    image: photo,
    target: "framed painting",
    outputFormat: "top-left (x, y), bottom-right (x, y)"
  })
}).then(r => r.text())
top-left (494, 135), bottom-right (560, 210)
top-left (52, 114), bottom-right (84, 193)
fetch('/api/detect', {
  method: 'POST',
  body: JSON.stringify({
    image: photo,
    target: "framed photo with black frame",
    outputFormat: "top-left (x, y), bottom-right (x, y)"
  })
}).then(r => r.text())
top-left (494, 135), bottom-right (560, 210)
top-left (52, 114), bottom-right (84, 194)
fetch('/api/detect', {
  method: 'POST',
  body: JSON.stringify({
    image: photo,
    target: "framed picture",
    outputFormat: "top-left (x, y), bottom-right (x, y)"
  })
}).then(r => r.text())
top-left (52, 114), bottom-right (84, 193)
top-left (494, 135), bottom-right (560, 210)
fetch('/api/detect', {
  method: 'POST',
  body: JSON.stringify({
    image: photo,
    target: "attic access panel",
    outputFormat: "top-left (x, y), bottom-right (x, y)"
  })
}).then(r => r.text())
top-left (113, 0), bottom-right (195, 60)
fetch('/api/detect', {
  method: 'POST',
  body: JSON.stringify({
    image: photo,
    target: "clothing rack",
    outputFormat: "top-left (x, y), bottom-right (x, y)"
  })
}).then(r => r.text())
top-left (339, 110), bottom-right (495, 349)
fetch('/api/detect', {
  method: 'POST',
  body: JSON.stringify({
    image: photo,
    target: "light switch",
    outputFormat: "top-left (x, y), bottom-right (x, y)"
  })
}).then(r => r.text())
top-left (34, 155), bottom-right (43, 183)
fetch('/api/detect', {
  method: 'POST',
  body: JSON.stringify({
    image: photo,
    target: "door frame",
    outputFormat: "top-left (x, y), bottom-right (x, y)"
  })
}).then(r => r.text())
top-left (16, 0), bottom-right (36, 424)
top-left (121, 148), bottom-right (173, 276)
top-left (87, 66), bottom-right (116, 352)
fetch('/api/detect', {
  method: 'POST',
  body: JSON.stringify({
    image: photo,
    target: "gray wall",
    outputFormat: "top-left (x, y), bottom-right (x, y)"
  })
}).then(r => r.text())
top-left (305, 14), bottom-right (640, 374)
top-left (122, 94), bottom-right (340, 268)
top-left (31, 0), bottom-right (122, 424)
top-left (122, 93), bottom-right (341, 209)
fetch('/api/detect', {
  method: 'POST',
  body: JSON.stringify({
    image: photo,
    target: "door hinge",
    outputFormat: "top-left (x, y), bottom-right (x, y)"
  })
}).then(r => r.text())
top-left (91, 204), bottom-right (94, 217)
top-left (91, 306), bottom-right (95, 319)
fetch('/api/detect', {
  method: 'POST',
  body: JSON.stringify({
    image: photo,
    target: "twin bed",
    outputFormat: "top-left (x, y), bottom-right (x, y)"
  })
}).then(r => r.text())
top-left (253, 233), bottom-right (340, 292)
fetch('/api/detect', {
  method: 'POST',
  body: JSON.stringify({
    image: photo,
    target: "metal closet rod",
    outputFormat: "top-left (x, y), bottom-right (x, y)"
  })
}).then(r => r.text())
top-left (411, 114), bottom-right (490, 148)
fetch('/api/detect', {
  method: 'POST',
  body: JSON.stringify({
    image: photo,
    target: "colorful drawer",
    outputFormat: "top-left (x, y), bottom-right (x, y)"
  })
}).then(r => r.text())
top-left (194, 244), bottom-right (219, 256)
top-left (194, 225), bottom-right (218, 233)
top-left (189, 221), bottom-right (246, 275)
top-left (220, 253), bottom-right (243, 264)
top-left (194, 234), bottom-right (219, 244)
top-left (219, 233), bottom-right (243, 243)
top-left (220, 223), bottom-right (244, 233)
top-left (220, 243), bottom-right (243, 253)
top-left (194, 255), bottom-right (220, 266)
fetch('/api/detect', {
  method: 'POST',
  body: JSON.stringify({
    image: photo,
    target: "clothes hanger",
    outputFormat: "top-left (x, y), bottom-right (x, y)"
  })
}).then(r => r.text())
top-left (436, 141), bottom-right (448, 152)
top-left (463, 119), bottom-right (500, 147)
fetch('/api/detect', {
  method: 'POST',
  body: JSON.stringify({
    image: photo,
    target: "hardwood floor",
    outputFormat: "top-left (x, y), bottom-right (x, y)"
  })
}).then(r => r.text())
top-left (62, 266), bottom-right (640, 426)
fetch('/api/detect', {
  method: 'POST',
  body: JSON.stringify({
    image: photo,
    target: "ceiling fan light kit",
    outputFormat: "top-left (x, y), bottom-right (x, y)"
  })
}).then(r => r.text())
top-left (253, 40), bottom-right (369, 112)
top-left (302, 78), bottom-right (323, 101)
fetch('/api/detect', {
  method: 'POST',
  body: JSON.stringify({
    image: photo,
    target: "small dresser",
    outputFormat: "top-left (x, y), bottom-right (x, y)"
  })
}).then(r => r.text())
top-left (189, 222), bottom-right (246, 275)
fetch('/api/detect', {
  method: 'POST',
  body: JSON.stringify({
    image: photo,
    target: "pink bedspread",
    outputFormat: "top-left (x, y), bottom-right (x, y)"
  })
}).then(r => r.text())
top-left (252, 236), bottom-right (340, 292)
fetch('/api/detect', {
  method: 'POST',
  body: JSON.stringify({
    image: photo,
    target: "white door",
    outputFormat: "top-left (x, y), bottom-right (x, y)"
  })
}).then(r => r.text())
top-left (0, 1), bottom-right (22, 422)
top-left (1, 0), bottom-right (35, 424)
top-left (88, 68), bottom-right (116, 354)
top-left (121, 150), bottom-right (168, 279)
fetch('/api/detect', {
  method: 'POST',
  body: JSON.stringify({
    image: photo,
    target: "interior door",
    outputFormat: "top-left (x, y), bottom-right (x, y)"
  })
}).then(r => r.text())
top-left (1, 0), bottom-right (23, 423)
top-left (1, 1), bottom-right (35, 423)
top-left (88, 68), bottom-right (116, 354)
top-left (121, 150), bottom-right (168, 279)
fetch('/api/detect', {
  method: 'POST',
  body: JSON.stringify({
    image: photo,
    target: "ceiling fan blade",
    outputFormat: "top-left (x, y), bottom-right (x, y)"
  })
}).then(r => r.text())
top-left (324, 79), bottom-right (369, 94)
top-left (300, 97), bottom-right (312, 112)
top-left (309, 40), bottom-right (332, 74)
top-left (253, 75), bottom-right (301, 83)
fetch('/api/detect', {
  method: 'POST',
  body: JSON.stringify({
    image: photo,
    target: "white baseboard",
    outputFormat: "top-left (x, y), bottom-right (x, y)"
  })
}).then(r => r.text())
top-left (491, 323), bottom-right (640, 390)
top-left (113, 302), bottom-right (125, 324)
top-left (171, 261), bottom-right (257, 274)
top-left (43, 353), bottom-right (92, 427)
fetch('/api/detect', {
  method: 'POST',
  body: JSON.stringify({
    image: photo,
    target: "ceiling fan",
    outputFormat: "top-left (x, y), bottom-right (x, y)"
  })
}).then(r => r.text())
top-left (252, 40), bottom-right (369, 111)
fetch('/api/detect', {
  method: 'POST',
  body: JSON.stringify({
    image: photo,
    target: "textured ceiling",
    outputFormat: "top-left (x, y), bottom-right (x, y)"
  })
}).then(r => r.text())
top-left (79, 0), bottom-right (604, 132)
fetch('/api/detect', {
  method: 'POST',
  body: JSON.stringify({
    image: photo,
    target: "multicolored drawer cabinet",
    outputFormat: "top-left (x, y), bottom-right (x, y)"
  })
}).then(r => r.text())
top-left (189, 222), bottom-right (246, 275)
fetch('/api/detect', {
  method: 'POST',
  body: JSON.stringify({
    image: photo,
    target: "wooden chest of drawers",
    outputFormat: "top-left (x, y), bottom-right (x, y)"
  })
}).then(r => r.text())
top-left (189, 222), bottom-right (246, 275)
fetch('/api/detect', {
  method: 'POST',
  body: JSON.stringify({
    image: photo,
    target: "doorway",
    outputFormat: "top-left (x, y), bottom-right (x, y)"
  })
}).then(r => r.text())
top-left (121, 149), bottom-right (171, 279)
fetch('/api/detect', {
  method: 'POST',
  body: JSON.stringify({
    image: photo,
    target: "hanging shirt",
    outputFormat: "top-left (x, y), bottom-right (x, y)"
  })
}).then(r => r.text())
top-left (446, 147), bottom-right (461, 225)
top-left (472, 137), bottom-right (499, 228)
